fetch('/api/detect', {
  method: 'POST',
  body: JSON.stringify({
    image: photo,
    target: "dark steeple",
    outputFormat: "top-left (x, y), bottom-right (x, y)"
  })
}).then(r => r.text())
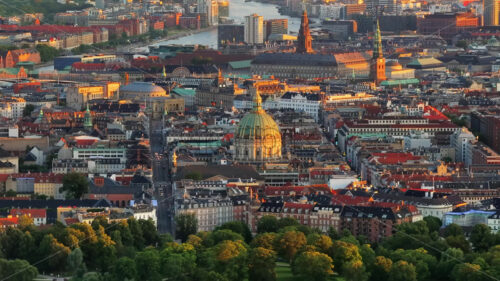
top-left (369, 19), bottom-right (386, 85)
top-left (296, 9), bottom-right (314, 54)
top-left (373, 19), bottom-right (383, 59)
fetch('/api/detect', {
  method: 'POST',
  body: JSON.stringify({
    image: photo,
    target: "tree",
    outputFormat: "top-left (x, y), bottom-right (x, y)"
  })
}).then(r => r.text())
top-left (451, 263), bottom-right (486, 281)
top-left (22, 104), bottom-right (35, 117)
top-left (456, 40), bottom-right (468, 48)
top-left (38, 234), bottom-right (71, 272)
top-left (248, 247), bottom-right (276, 281)
top-left (135, 249), bottom-right (161, 281)
top-left (293, 251), bottom-right (334, 281)
top-left (35, 44), bottom-right (61, 62)
top-left (470, 224), bottom-right (495, 252)
top-left (175, 213), bottom-right (198, 242)
top-left (343, 259), bottom-right (369, 281)
top-left (390, 248), bottom-right (437, 281)
top-left (278, 217), bottom-right (299, 229)
top-left (389, 260), bottom-right (417, 281)
top-left (0, 258), bottom-right (38, 281)
top-left (127, 217), bottom-right (145, 249)
top-left (372, 256), bottom-right (393, 281)
top-left (139, 219), bottom-right (160, 246)
top-left (277, 230), bottom-right (307, 262)
top-left (207, 229), bottom-right (244, 246)
top-left (160, 243), bottom-right (197, 281)
top-left (444, 223), bottom-right (464, 237)
top-left (113, 257), bottom-right (137, 281)
top-left (257, 215), bottom-right (279, 233)
top-left (215, 221), bottom-right (252, 243)
top-left (435, 248), bottom-right (464, 280)
top-left (67, 248), bottom-right (84, 275)
top-left (60, 172), bottom-right (89, 199)
top-left (423, 216), bottom-right (442, 233)
top-left (329, 240), bottom-right (362, 274)
top-left (212, 240), bottom-right (248, 281)
top-left (17, 215), bottom-right (33, 228)
top-left (251, 232), bottom-right (277, 251)
top-left (185, 171), bottom-right (202, 180)
top-left (446, 234), bottom-right (471, 253)
top-left (307, 233), bottom-right (333, 253)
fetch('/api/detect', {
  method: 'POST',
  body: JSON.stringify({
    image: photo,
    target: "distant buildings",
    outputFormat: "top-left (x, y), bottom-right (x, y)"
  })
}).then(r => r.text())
top-left (218, 24), bottom-right (244, 46)
top-left (0, 48), bottom-right (40, 68)
top-left (264, 19), bottom-right (288, 40)
top-left (483, 0), bottom-right (500, 26)
top-left (417, 13), bottom-right (479, 40)
top-left (244, 14), bottom-right (264, 44)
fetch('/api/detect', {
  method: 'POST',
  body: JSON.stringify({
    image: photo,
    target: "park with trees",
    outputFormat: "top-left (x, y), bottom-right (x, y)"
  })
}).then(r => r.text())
top-left (0, 214), bottom-right (500, 281)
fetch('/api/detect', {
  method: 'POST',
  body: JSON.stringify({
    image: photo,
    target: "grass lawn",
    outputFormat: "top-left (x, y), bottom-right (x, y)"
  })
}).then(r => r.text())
top-left (275, 261), bottom-right (344, 281)
top-left (276, 262), bottom-right (294, 281)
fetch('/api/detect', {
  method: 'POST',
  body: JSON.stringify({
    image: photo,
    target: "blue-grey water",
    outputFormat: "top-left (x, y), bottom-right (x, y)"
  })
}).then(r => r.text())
top-left (152, 0), bottom-right (301, 49)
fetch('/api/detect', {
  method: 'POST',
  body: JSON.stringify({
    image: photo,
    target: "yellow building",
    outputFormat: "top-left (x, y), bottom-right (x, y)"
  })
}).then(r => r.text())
top-left (66, 82), bottom-right (120, 110)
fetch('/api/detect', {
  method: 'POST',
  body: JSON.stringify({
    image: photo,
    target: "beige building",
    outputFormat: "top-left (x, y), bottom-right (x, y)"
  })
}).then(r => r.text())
top-left (244, 14), bottom-right (264, 44)
top-left (66, 82), bottom-right (120, 110)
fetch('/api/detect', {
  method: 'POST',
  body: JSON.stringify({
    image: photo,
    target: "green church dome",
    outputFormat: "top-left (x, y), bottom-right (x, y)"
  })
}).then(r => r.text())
top-left (236, 93), bottom-right (281, 140)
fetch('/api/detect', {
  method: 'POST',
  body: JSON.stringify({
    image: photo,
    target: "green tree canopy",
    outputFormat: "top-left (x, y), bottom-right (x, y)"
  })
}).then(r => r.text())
top-left (60, 172), bottom-right (89, 199)
top-left (248, 247), bottom-right (276, 281)
top-left (0, 258), bottom-right (38, 281)
top-left (215, 221), bottom-right (252, 243)
top-left (389, 260), bottom-right (417, 281)
top-left (277, 230), bottom-right (307, 262)
top-left (257, 215), bottom-right (279, 233)
top-left (175, 213), bottom-right (198, 242)
top-left (293, 250), bottom-right (334, 281)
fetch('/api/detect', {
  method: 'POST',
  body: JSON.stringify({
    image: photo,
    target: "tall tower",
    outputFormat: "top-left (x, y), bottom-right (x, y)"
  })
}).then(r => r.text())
top-left (244, 14), bottom-right (264, 44)
top-left (369, 19), bottom-right (386, 85)
top-left (483, 0), bottom-right (500, 26)
top-left (296, 9), bottom-right (314, 54)
top-left (83, 103), bottom-right (93, 130)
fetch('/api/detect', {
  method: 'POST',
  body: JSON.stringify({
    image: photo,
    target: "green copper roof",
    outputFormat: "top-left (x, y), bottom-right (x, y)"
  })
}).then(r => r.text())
top-left (347, 133), bottom-right (387, 137)
top-left (173, 88), bottom-right (196, 97)
top-left (373, 19), bottom-right (383, 59)
top-left (228, 60), bottom-right (252, 69)
top-left (84, 104), bottom-right (92, 129)
top-left (235, 92), bottom-right (281, 140)
top-left (380, 78), bottom-right (420, 86)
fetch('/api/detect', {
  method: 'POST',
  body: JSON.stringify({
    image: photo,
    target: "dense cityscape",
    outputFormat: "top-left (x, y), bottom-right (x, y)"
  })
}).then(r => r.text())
top-left (0, 0), bottom-right (500, 280)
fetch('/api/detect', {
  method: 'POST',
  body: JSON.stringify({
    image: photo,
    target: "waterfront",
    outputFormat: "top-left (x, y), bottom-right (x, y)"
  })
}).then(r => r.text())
top-left (146, 0), bottom-right (301, 49)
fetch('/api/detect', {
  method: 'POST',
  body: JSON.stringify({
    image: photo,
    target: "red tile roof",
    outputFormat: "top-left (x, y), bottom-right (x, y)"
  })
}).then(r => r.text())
top-left (10, 173), bottom-right (64, 183)
top-left (10, 208), bottom-right (46, 218)
top-left (0, 217), bottom-right (18, 227)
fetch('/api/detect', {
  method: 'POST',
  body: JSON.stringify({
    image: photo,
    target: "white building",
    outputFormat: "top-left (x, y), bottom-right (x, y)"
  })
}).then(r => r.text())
top-left (176, 198), bottom-right (235, 232)
top-left (73, 147), bottom-right (127, 164)
top-left (450, 127), bottom-right (476, 164)
top-left (318, 4), bottom-right (344, 20)
top-left (488, 211), bottom-right (500, 234)
top-left (428, 4), bottom-right (452, 14)
top-left (244, 14), bottom-right (264, 44)
top-left (403, 131), bottom-right (431, 150)
top-left (132, 205), bottom-right (158, 227)
top-left (0, 97), bottom-right (26, 120)
top-left (278, 92), bottom-right (321, 121)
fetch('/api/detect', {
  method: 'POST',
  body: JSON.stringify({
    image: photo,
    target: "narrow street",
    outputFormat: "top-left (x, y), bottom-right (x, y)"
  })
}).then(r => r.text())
top-left (150, 119), bottom-right (173, 234)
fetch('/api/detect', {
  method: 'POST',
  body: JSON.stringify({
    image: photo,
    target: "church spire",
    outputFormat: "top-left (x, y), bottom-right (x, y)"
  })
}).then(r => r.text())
top-left (373, 19), bottom-right (383, 59)
top-left (369, 18), bottom-right (387, 85)
top-left (296, 8), bottom-right (314, 54)
top-left (83, 103), bottom-right (93, 130)
top-left (253, 91), bottom-right (263, 112)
